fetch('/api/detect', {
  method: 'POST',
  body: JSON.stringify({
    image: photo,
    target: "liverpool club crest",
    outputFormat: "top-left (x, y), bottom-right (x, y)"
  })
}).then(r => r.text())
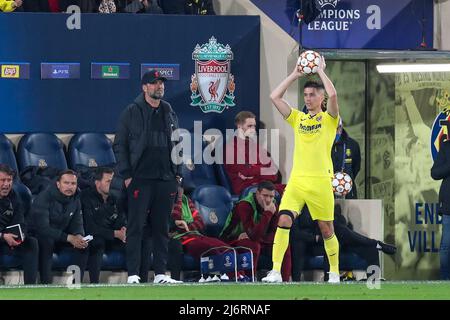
top-left (190, 36), bottom-right (235, 113)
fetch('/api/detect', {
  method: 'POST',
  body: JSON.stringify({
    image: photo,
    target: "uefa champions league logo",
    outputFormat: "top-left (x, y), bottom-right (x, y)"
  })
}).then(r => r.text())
top-left (317, 0), bottom-right (339, 8)
top-left (224, 255), bottom-right (232, 268)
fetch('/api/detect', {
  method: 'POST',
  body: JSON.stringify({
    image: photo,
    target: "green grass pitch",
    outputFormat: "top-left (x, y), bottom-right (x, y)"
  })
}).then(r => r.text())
top-left (0, 282), bottom-right (449, 300)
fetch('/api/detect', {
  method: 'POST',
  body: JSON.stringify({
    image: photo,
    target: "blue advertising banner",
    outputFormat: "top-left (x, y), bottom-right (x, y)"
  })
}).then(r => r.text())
top-left (91, 63), bottom-right (130, 80)
top-left (0, 63), bottom-right (30, 79)
top-left (141, 64), bottom-right (180, 81)
top-left (0, 14), bottom-right (260, 133)
top-left (251, 0), bottom-right (433, 49)
top-left (41, 63), bottom-right (80, 79)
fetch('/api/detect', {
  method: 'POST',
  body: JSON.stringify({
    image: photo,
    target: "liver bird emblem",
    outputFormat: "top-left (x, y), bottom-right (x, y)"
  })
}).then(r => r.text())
top-left (208, 79), bottom-right (220, 101)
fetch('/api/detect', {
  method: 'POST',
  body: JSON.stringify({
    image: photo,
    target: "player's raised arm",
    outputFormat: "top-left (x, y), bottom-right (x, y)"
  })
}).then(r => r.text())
top-left (270, 64), bottom-right (303, 119)
top-left (317, 56), bottom-right (339, 118)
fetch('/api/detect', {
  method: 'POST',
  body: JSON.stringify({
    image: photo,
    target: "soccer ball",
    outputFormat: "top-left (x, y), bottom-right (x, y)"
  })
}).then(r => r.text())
top-left (331, 172), bottom-right (353, 197)
top-left (297, 50), bottom-right (321, 75)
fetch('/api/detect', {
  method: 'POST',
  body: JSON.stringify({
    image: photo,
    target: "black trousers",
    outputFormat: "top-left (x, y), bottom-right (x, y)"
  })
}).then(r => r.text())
top-left (324, 224), bottom-right (380, 276)
top-left (291, 225), bottom-right (380, 281)
top-left (126, 178), bottom-right (177, 276)
top-left (0, 236), bottom-right (39, 284)
top-left (167, 238), bottom-right (184, 280)
top-left (37, 236), bottom-right (88, 284)
top-left (87, 237), bottom-right (126, 283)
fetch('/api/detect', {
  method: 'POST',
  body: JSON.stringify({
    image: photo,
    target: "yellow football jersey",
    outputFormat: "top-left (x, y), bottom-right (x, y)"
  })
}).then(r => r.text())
top-left (286, 108), bottom-right (339, 178)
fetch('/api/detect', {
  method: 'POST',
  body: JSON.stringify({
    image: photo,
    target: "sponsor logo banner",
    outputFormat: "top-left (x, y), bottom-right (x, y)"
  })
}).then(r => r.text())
top-left (0, 63), bottom-right (30, 79)
top-left (140, 64), bottom-right (180, 81)
top-left (91, 63), bottom-right (130, 79)
top-left (41, 63), bottom-right (80, 79)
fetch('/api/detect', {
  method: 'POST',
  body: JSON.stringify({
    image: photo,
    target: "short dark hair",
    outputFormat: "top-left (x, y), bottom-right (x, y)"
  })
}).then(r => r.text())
top-left (257, 180), bottom-right (275, 192)
top-left (57, 169), bottom-right (78, 181)
top-left (0, 164), bottom-right (15, 177)
top-left (234, 111), bottom-right (256, 126)
top-left (304, 80), bottom-right (325, 91)
top-left (94, 167), bottom-right (114, 181)
top-left (304, 80), bottom-right (327, 111)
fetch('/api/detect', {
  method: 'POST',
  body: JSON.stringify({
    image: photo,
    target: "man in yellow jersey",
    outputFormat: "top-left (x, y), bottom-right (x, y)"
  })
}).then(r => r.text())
top-left (262, 55), bottom-right (341, 283)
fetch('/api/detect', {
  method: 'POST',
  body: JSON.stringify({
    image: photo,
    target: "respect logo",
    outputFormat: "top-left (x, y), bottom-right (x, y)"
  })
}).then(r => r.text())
top-left (1, 65), bottom-right (20, 78)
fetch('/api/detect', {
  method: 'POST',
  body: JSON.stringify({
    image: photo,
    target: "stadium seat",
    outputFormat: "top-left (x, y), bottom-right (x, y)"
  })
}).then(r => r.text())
top-left (68, 133), bottom-right (116, 169)
top-left (0, 134), bottom-right (19, 172)
top-left (214, 164), bottom-right (232, 192)
top-left (179, 131), bottom-right (219, 193)
top-left (191, 185), bottom-right (233, 238)
top-left (214, 163), bottom-right (239, 202)
top-left (16, 133), bottom-right (68, 172)
top-left (301, 253), bottom-right (368, 274)
top-left (0, 254), bottom-right (21, 271)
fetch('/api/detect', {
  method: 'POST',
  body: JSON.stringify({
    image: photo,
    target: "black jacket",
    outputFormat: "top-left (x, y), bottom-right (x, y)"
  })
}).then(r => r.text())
top-left (0, 190), bottom-right (27, 239)
top-left (332, 129), bottom-right (361, 199)
top-left (113, 93), bottom-right (181, 180)
top-left (29, 183), bottom-right (84, 241)
top-left (431, 140), bottom-right (450, 215)
top-left (80, 187), bottom-right (126, 240)
top-left (290, 207), bottom-right (321, 244)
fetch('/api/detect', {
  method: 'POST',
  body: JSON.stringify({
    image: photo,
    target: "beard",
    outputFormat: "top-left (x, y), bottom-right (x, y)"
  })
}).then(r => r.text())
top-left (149, 90), bottom-right (164, 100)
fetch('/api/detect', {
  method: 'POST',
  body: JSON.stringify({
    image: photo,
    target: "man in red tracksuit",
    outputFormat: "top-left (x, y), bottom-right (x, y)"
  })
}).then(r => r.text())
top-left (224, 111), bottom-right (284, 196)
top-left (169, 187), bottom-right (232, 280)
top-left (220, 181), bottom-right (292, 281)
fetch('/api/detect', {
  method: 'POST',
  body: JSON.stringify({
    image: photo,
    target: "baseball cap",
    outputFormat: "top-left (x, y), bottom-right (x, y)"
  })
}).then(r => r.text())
top-left (141, 69), bottom-right (167, 85)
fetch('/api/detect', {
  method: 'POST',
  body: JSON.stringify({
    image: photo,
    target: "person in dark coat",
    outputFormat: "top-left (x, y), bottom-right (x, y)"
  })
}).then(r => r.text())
top-left (81, 167), bottom-right (128, 283)
top-left (0, 164), bottom-right (38, 284)
top-left (331, 127), bottom-right (361, 199)
top-left (113, 69), bottom-right (182, 284)
top-left (29, 169), bottom-right (88, 284)
top-left (431, 139), bottom-right (450, 279)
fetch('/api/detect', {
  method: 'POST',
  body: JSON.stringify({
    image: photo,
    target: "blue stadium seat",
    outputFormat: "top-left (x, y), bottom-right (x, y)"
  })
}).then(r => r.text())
top-left (100, 251), bottom-right (127, 271)
top-left (68, 133), bottom-right (116, 169)
top-left (191, 185), bottom-right (233, 238)
top-left (0, 254), bottom-right (21, 270)
top-left (214, 164), bottom-right (232, 192)
top-left (303, 253), bottom-right (368, 272)
top-left (214, 163), bottom-right (239, 202)
top-left (179, 131), bottom-right (219, 193)
top-left (17, 133), bottom-right (68, 172)
top-left (182, 254), bottom-right (198, 271)
top-left (0, 134), bottom-right (19, 172)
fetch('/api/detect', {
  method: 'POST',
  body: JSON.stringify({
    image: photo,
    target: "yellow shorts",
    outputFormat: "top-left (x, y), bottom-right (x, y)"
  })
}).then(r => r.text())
top-left (279, 176), bottom-right (335, 221)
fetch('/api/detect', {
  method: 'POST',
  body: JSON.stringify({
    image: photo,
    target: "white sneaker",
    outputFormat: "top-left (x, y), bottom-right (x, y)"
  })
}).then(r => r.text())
top-left (328, 272), bottom-right (340, 284)
top-left (261, 270), bottom-right (282, 283)
top-left (153, 274), bottom-right (183, 284)
top-left (199, 276), bottom-right (206, 283)
top-left (127, 275), bottom-right (141, 284)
